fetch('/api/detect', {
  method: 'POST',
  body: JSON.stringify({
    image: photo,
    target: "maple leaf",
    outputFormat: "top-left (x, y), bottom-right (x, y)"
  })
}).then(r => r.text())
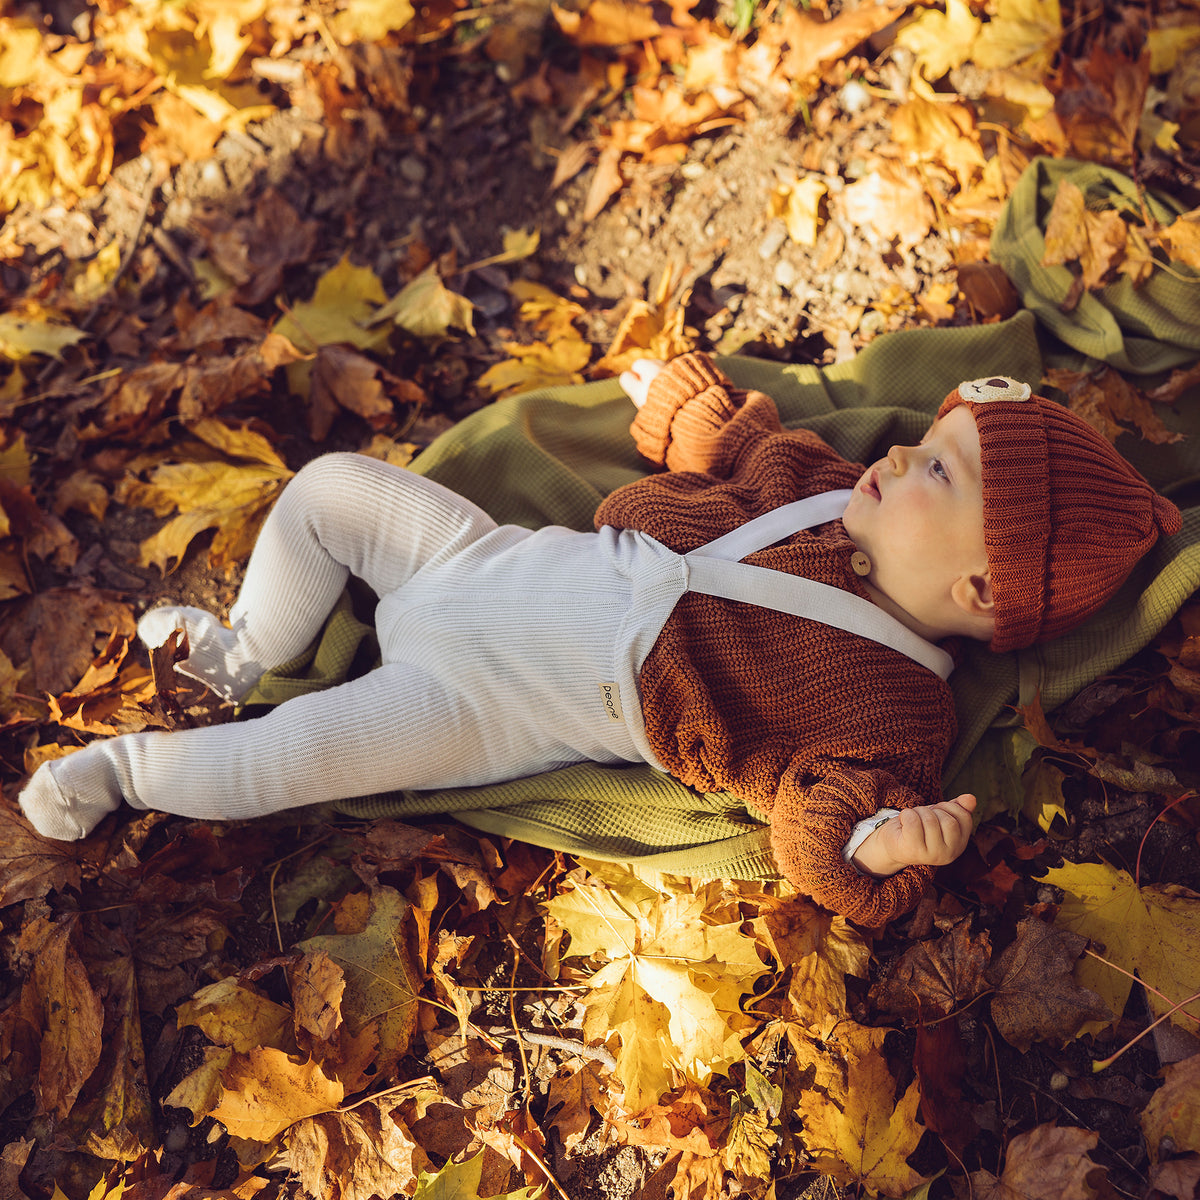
top-left (479, 283), bottom-right (593, 396)
top-left (1141, 1052), bottom-right (1200, 1163)
top-left (47, 630), bottom-right (156, 736)
top-left (970, 1123), bottom-right (1103, 1200)
top-left (751, 892), bottom-right (870, 1026)
top-left (1042, 860), bottom-right (1200, 1034)
top-left (281, 1100), bottom-right (432, 1200)
top-left (840, 170), bottom-right (934, 252)
top-left (1156, 209), bottom-right (1200, 272)
top-left (115, 419), bottom-right (293, 573)
top-left (412, 1150), bottom-right (543, 1200)
top-left (209, 1047), bottom-right (345, 1142)
top-left (16, 914), bottom-right (104, 1120)
top-left (1043, 366), bottom-right (1183, 445)
top-left (298, 886), bottom-right (422, 1081)
top-left (546, 1060), bottom-right (607, 1151)
top-left (308, 344), bottom-right (420, 441)
top-left (800, 1044), bottom-right (928, 1197)
top-left (914, 1022), bottom-right (978, 1155)
top-left (973, 0), bottom-right (1062, 76)
top-left (544, 863), bottom-right (769, 1110)
top-left (724, 1062), bottom-right (782, 1183)
top-left (593, 267), bottom-right (697, 376)
top-left (370, 262), bottom-right (476, 339)
top-left (273, 255), bottom-right (391, 399)
top-left (897, 0), bottom-right (981, 85)
top-left (1041, 181), bottom-right (1130, 294)
top-left (69, 931), bottom-right (156, 1162)
top-left (986, 917), bottom-right (1111, 1051)
top-left (0, 802), bottom-right (81, 906)
top-left (177, 977), bottom-right (297, 1055)
top-left (870, 915), bottom-right (991, 1025)
top-left (554, 0), bottom-right (662, 47)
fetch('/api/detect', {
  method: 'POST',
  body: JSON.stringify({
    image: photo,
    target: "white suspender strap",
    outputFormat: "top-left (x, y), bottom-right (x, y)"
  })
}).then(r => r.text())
top-left (682, 488), bottom-right (955, 681)
top-left (689, 490), bottom-right (854, 562)
top-left (683, 555), bottom-right (955, 680)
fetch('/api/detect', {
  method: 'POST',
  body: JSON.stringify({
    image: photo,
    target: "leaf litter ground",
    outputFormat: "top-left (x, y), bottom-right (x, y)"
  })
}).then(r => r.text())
top-left (2, 3), bottom-right (1200, 1200)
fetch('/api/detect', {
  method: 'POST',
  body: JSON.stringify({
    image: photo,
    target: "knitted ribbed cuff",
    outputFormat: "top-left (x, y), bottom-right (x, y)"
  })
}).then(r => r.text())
top-left (770, 767), bottom-right (935, 927)
top-left (631, 353), bottom-right (742, 466)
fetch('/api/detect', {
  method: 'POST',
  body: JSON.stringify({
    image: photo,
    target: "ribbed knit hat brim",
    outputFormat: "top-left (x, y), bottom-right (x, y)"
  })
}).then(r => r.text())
top-left (938, 379), bottom-right (1182, 653)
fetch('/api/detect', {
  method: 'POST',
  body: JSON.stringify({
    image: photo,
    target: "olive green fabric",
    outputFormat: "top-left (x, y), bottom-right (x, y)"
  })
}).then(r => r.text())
top-left (990, 156), bottom-right (1200, 377)
top-left (244, 159), bottom-right (1200, 880)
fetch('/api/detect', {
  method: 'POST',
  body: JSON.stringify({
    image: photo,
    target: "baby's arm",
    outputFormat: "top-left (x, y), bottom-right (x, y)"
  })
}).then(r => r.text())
top-left (851, 794), bottom-right (976, 878)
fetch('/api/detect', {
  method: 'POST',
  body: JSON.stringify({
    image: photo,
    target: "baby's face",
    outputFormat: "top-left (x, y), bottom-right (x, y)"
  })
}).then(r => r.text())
top-left (842, 405), bottom-right (989, 632)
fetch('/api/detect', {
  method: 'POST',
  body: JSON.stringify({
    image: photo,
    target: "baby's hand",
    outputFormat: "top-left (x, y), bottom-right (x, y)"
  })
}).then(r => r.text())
top-left (851, 794), bottom-right (977, 879)
top-left (618, 358), bottom-right (666, 409)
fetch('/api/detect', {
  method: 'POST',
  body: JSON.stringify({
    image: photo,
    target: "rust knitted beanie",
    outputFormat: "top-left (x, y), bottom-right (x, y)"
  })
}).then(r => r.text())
top-left (938, 376), bottom-right (1182, 654)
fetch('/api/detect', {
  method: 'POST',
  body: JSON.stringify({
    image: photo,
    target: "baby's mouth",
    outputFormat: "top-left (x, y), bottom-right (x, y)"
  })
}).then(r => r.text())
top-left (862, 468), bottom-right (881, 500)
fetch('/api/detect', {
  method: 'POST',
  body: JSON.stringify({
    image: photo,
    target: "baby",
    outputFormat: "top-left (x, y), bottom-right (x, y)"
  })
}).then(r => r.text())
top-left (17, 353), bottom-right (1180, 925)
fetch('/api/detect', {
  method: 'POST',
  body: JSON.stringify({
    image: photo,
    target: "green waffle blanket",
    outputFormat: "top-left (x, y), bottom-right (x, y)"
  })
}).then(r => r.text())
top-left (242, 158), bottom-right (1200, 881)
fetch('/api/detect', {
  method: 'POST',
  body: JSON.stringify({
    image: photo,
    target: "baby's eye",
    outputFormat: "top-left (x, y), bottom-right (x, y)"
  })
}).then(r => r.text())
top-left (930, 458), bottom-right (949, 481)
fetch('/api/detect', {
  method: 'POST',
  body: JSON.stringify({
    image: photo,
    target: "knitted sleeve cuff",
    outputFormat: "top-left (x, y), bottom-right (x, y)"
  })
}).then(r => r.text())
top-left (769, 768), bottom-right (934, 928)
top-left (630, 352), bottom-right (744, 468)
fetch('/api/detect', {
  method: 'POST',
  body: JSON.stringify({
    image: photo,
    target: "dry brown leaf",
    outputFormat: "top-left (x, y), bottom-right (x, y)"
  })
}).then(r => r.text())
top-left (298, 886), bottom-right (422, 1082)
top-left (1157, 209), bottom-right (1200, 271)
top-left (971, 1123), bottom-right (1103, 1200)
top-left (282, 1101), bottom-right (431, 1200)
top-left (209, 1047), bottom-right (345, 1143)
top-left (1043, 366), bottom-right (1184, 445)
top-left (869, 916), bottom-right (991, 1024)
top-left (986, 918), bottom-right (1111, 1051)
top-left (752, 892), bottom-right (869, 1026)
top-left (1040, 180), bottom-right (1129, 292)
top-left (16, 914), bottom-right (103, 1120)
top-left (1141, 1052), bottom-right (1200, 1163)
top-left (545, 1060), bottom-right (607, 1151)
top-left (553, 0), bottom-right (662, 47)
top-left (0, 801), bottom-right (81, 907)
top-left (1043, 860), bottom-right (1200, 1034)
top-left (840, 170), bottom-right (934, 252)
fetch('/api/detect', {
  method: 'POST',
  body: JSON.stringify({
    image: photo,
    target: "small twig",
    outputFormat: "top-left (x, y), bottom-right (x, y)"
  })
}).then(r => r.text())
top-left (1092, 987), bottom-right (1200, 1071)
top-left (486, 1026), bottom-right (616, 1071)
top-left (510, 1133), bottom-right (573, 1200)
top-left (510, 952), bottom-right (533, 1100)
top-left (338, 1074), bottom-right (435, 1113)
top-left (1135, 791), bottom-right (1195, 887)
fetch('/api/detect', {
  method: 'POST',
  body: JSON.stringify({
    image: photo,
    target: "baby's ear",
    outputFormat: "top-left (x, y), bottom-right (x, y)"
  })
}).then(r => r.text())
top-left (952, 571), bottom-right (995, 625)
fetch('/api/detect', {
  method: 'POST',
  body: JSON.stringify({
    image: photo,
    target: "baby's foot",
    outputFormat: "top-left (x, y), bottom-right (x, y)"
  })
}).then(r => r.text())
top-left (19, 755), bottom-right (122, 841)
top-left (137, 605), bottom-right (264, 703)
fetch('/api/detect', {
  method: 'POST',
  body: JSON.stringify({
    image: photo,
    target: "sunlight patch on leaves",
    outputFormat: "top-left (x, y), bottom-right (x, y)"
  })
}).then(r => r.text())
top-left (544, 861), bottom-right (770, 1111)
top-left (115, 419), bottom-right (293, 573)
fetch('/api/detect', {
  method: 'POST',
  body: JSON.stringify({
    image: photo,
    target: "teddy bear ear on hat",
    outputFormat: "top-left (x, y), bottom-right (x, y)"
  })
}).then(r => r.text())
top-left (957, 376), bottom-right (1032, 403)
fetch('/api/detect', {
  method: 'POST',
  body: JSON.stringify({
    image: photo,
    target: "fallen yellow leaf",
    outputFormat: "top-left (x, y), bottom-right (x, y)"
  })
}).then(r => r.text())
top-left (801, 1045), bottom-right (928, 1196)
top-left (1042, 859), bottom-right (1200, 1034)
top-left (371, 263), bottom-right (476, 339)
top-left (209, 1048), bottom-right (344, 1142)
top-left (545, 864), bottom-right (769, 1110)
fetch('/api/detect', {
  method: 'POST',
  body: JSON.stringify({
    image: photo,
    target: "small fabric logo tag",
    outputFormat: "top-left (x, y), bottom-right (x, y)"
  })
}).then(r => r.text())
top-left (598, 682), bottom-right (624, 722)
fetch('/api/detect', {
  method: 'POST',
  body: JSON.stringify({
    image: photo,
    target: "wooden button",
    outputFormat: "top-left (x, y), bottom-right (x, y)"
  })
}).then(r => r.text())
top-left (850, 551), bottom-right (871, 576)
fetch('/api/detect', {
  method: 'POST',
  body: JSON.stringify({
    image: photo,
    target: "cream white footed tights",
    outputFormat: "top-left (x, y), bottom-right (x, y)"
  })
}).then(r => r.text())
top-left (18, 453), bottom-right (525, 840)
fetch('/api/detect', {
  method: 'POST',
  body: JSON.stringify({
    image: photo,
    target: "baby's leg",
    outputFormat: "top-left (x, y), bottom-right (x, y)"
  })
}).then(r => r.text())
top-left (138, 454), bottom-right (498, 702)
top-left (19, 661), bottom-right (564, 840)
